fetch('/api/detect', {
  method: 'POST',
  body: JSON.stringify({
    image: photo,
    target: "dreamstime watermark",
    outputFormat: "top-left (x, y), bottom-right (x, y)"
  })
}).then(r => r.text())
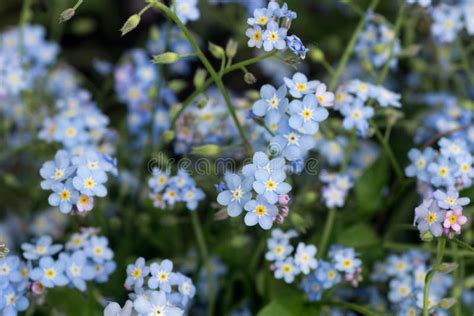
top-left (146, 143), bottom-right (321, 176)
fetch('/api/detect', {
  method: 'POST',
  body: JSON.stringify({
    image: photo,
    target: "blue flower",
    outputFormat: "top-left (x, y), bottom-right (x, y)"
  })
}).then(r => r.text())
top-left (1, 284), bottom-right (29, 315)
top-left (217, 173), bottom-right (253, 217)
top-left (30, 256), bottom-right (68, 288)
top-left (242, 151), bottom-right (286, 178)
top-left (405, 148), bottom-right (435, 182)
top-left (433, 189), bottom-right (469, 211)
top-left (414, 199), bottom-right (445, 237)
top-left (247, 7), bottom-right (272, 26)
top-left (92, 260), bottom-right (116, 283)
top-left (265, 237), bottom-right (293, 262)
top-left (243, 195), bottom-right (278, 230)
top-left (125, 257), bottom-right (150, 289)
top-left (284, 72), bottom-right (319, 98)
top-left (173, 0), bottom-right (200, 24)
top-left (388, 277), bottom-right (413, 303)
top-left (270, 119), bottom-right (315, 161)
top-left (288, 94), bottom-right (329, 134)
top-left (175, 273), bottom-right (196, 307)
top-left (133, 290), bottom-right (183, 316)
top-left (300, 276), bottom-right (323, 301)
top-left (373, 86), bottom-right (401, 108)
top-left (274, 257), bottom-right (300, 283)
top-left (148, 168), bottom-right (171, 193)
top-left (454, 154), bottom-right (474, 187)
top-left (253, 169), bottom-right (291, 204)
top-left (431, 4), bottom-right (462, 43)
top-left (332, 248), bottom-right (361, 274)
top-left (73, 167), bottom-right (107, 197)
top-left (262, 21), bottom-right (287, 51)
top-left (39, 150), bottom-right (75, 190)
top-left (427, 157), bottom-right (456, 187)
top-left (182, 186), bottom-right (205, 211)
top-left (72, 150), bottom-right (108, 180)
top-left (245, 26), bottom-right (264, 48)
top-left (148, 259), bottom-right (176, 293)
top-left (48, 179), bottom-right (79, 213)
top-left (252, 84), bottom-right (288, 118)
top-left (85, 236), bottom-right (114, 264)
top-left (340, 99), bottom-right (374, 136)
top-left (294, 242), bottom-right (318, 274)
top-left (314, 260), bottom-right (340, 289)
top-left (21, 235), bottom-right (62, 261)
top-left (60, 251), bottom-right (95, 292)
top-left (0, 256), bottom-right (22, 284)
top-left (286, 35), bottom-right (309, 59)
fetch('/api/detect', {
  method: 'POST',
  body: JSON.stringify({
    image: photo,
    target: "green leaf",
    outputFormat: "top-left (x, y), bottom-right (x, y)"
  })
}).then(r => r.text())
top-left (337, 222), bottom-right (378, 248)
top-left (355, 156), bottom-right (388, 217)
top-left (257, 291), bottom-right (305, 316)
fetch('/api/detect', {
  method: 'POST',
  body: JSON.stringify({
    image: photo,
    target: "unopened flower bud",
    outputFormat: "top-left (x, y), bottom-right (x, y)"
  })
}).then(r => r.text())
top-left (152, 52), bottom-right (180, 64)
top-left (193, 69), bottom-right (207, 88)
top-left (32, 282), bottom-right (46, 296)
top-left (437, 262), bottom-right (458, 274)
top-left (59, 8), bottom-right (75, 23)
top-left (421, 231), bottom-right (434, 242)
top-left (309, 46), bottom-right (325, 62)
top-left (225, 39), bottom-right (238, 59)
top-left (278, 194), bottom-right (290, 205)
top-left (244, 72), bottom-right (257, 85)
top-left (162, 130), bottom-right (176, 143)
top-left (208, 42), bottom-right (225, 59)
top-left (192, 144), bottom-right (221, 157)
top-left (438, 298), bottom-right (457, 309)
top-left (120, 14), bottom-right (141, 36)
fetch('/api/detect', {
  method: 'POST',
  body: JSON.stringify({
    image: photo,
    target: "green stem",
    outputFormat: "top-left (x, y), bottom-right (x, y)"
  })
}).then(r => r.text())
top-left (169, 51), bottom-right (277, 129)
top-left (456, 38), bottom-right (474, 88)
top-left (451, 238), bottom-right (474, 253)
top-left (328, 0), bottom-right (380, 90)
top-left (150, 1), bottom-right (251, 151)
top-left (375, 2), bottom-right (406, 86)
top-left (373, 124), bottom-right (404, 181)
top-left (190, 211), bottom-right (214, 316)
top-left (318, 207), bottom-right (336, 258)
top-left (422, 237), bottom-right (446, 316)
top-left (324, 300), bottom-right (382, 316)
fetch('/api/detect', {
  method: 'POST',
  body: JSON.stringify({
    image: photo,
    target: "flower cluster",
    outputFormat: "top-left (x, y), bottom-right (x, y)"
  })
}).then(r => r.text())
top-left (246, 2), bottom-right (309, 58)
top-left (355, 12), bottom-right (400, 70)
top-left (370, 250), bottom-right (453, 315)
top-left (414, 189), bottom-right (469, 238)
top-left (252, 72), bottom-right (332, 161)
top-left (264, 230), bottom-right (363, 302)
top-left (430, 3), bottom-right (473, 43)
top-left (0, 231), bottom-right (115, 315)
top-left (114, 49), bottom-right (175, 146)
top-left (104, 257), bottom-right (195, 316)
top-left (217, 152), bottom-right (291, 230)
top-left (148, 167), bottom-right (205, 211)
top-left (335, 79), bottom-right (401, 136)
top-left (320, 170), bottom-right (353, 208)
top-left (40, 149), bottom-right (117, 214)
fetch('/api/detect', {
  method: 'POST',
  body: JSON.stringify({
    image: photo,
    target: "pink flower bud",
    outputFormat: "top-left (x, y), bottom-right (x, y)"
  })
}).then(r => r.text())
top-left (278, 194), bottom-right (290, 205)
top-left (31, 282), bottom-right (46, 296)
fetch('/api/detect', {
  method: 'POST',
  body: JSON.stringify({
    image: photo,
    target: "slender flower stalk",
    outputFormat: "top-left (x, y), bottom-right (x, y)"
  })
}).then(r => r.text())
top-left (148, 0), bottom-right (252, 152)
top-left (422, 237), bottom-right (446, 316)
top-left (317, 207), bottom-right (336, 258)
top-left (328, 0), bottom-right (380, 90)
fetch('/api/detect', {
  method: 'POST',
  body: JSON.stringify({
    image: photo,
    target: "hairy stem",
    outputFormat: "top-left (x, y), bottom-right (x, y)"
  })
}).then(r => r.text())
top-left (422, 237), bottom-right (446, 316)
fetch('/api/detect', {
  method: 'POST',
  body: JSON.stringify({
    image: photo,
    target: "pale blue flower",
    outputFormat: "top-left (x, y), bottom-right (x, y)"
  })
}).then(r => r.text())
top-left (252, 84), bottom-right (288, 118)
top-left (85, 236), bottom-right (113, 264)
top-left (294, 243), bottom-right (318, 274)
top-left (173, 0), bottom-right (200, 24)
top-left (73, 167), bottom-right (107, 197)
top-left (274, 257), bottom-right (300, 283)
top-left (414, 199), bottom-right (445, 237)
top-left (288, 94), bottom-right (329, 134)
top-left (21, 236), bottom-right (62, 261)
top-left (60, 251), bottom-right (95, 292)
top-left (133, 290), bottom-right (183, 316)
top-left (125, 257), bottom-right (150, 289)
top-left (340, 99), bottom-right (374, 136)
top-left (39, 150), bottom-right (75, 190)
top-left (253, 169), bottom-right (291, 204)
top-left (433, 189), bottom-right (470, 211)
top-left (217, 173), bottom-right (253, 217)
top-left (283, 72), bottom-right (319, 98)
top-left (243, 195), bottom-right (278, 229)
top-left (148, 259), bottom-right (176, 293)
top-left (315, 260), bottom-right (340, 289)
top-left (48, 179), bottom-right (79, 213)
top-left (30, 256), bottom-right (68, 288)
top-left (405, 148), bottom-right (435, 182)
top-left (286, 35), bottom-right (309, 59)
top-left (1, 284), bottom-right (29, 316)
top-left (262, 21), bottom-right (287, 51)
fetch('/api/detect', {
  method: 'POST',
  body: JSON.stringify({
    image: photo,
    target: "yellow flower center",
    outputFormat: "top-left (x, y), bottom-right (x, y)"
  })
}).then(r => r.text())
top-left (461, 163), bottom-right (470, 172)
top-left (343, 259), bottom-right (352, 268)
top-left (255, 204), bottom-right (267, 216)
top-left (60, 189), bottom-right (71, 201)
top-left (79, 196), bottom-right (89, 204)
top-left (93, 246), bottom-right (104, 256)
top-left (449, 215), bottom-right (457, 223)
top-left (275, 246), bottom-right (284, 255)
top-left (158, 271), bottom-right (168, 282)
top-left (417, 159), bottom-right (425, 169)
top-left (132, 268), bottom-right (142, 279)
top-left (301, 108), bottom-right (313, 120)
top-left (327, 270), bottom-right (335, 280)
top-left (351, 110), bottom-right (362, 120)
top-left (84, 177), bottom-right (96, 189)
top-left (439, 167), bottom-right (448, 177)
top-left (426, 212), bottom-right (437, 224)
top-left (269, 32), bottom-right (278, 41)
top-left (53, 169), bottom-right (64, 179)
top-left (258, 16), bottom-right (268, 24)
top-left (45, 268), bottom-right (56, 279)
top-left (65, 127), bottom-right (77, 138)
top-left (36, 246), bottom-right (47, 254)
top-left (317, 95), bottom-right (324, 104)
top-left (296, 83), bottom-right (307, 91)
top-left (253, 32), bottom-right (262, 41)
top-left (265, 179), bottom-right (276, 190)
top-left (282, 264), bottom-right (292, 273)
